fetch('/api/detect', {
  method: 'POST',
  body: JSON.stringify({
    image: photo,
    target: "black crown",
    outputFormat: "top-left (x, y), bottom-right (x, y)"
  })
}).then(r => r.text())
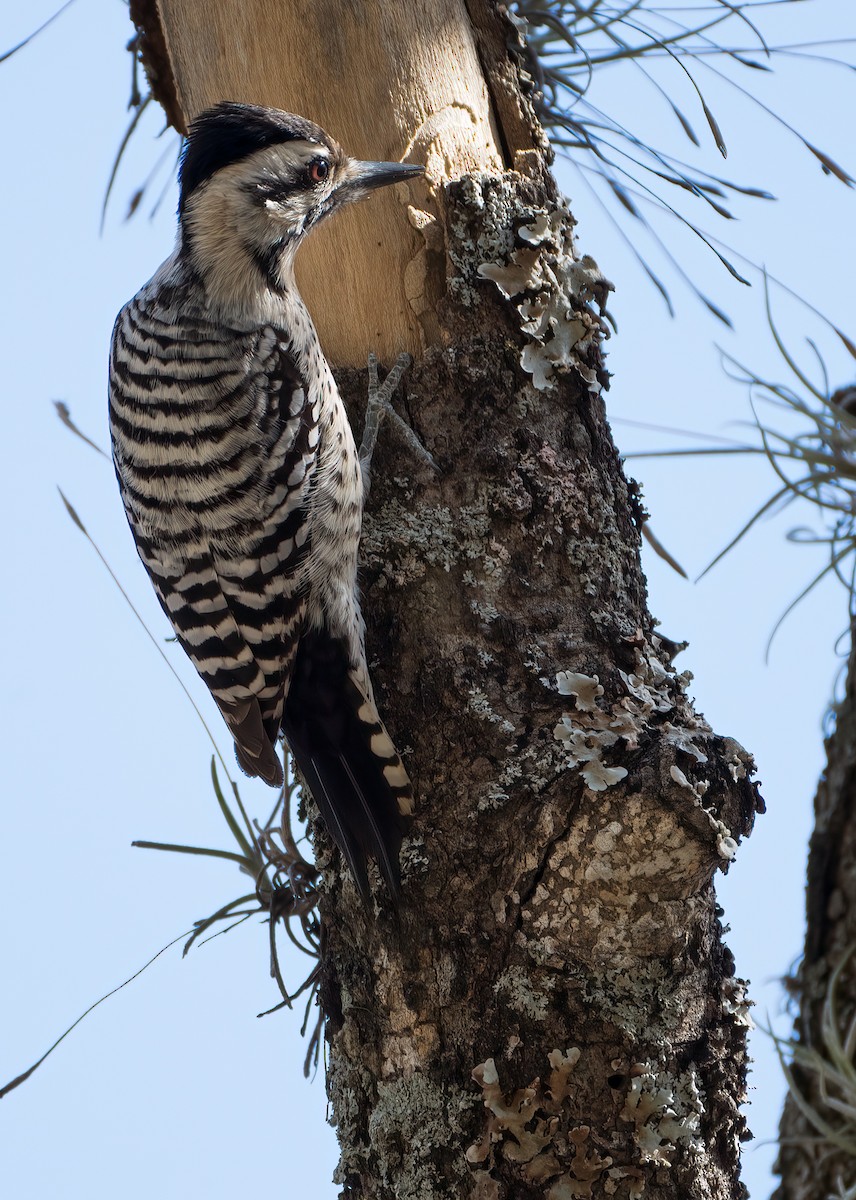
top-left (178, 101), bottom-right (329, 215)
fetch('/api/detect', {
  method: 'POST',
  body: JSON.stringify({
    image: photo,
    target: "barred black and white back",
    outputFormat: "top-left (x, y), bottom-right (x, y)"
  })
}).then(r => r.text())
top-left (108, 102), bottom-right (420, 899)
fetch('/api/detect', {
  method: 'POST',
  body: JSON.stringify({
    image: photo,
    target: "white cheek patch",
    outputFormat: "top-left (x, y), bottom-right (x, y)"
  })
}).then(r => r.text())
top-left (264, 197), bottom-right (307, 234)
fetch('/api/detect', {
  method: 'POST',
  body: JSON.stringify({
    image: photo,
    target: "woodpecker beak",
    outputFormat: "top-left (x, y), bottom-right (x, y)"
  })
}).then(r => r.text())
top-left (338, 159), bottom-right (424, 201)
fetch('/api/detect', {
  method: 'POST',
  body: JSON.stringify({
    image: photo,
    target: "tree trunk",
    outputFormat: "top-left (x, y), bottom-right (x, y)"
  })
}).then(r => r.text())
top-left (774, 631), bottom-right (856, 1200)
top-left (130, 2), bottom-right (763, 1195)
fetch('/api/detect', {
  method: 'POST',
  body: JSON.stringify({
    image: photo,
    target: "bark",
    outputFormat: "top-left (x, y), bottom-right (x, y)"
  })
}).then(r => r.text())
top-left (130, 2), bottom-right (764, 1196)
top-left (775, 632), bottom-right (856, 1200)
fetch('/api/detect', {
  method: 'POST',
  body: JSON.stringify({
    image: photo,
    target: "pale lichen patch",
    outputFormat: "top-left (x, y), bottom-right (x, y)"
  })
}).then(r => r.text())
top-left (361, 497), bottom-right (492, 586)
top-left (446, 175), bottom-right (518, 308)
top-left (582, 760), bottom-right (629, 792)
top-left (476, 197), bottom-right (612, 392)
top-left (620, 1063), bottom-right (705, 1167)
top-left (547, 634), bottom-right (754, 884)
top-left (495, 965), bottom-right (555, 1020)
top-left (604, 1166), bottom-right (646, 1198)
top-left (552, 710), bottom-right (625, 796)
top-left (469, 1050), bottom-right (619, 1196)
top-left (720, 736), bottom-right (756, 781)
top-left (715, 824), bottom-right (739, 862)
top-left (669, 764), bottom-right (694, 791)
top-left (521, 772), bottom-right (736, 969)
top-left (551, 640), bottom-right (694, 796)
top-left (556, 670), bottom-right (603, 711)
top-left (662, 722), bottom-right (708, 764)
top-left (468, 687), bottom-right (516, 734)
top-left (468, 1050), bottom-right (659, 1197)
top-left (366, 1074), bottom-right (471, 1200)
top-left (722, 977), bottom-right (754, 1029)
top-left (670, 767), bottom-right (738, 860)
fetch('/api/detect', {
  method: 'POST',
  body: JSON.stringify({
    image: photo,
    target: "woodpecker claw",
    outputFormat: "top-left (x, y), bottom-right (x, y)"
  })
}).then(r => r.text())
top-left (359, 352), bottom-right (437, 498)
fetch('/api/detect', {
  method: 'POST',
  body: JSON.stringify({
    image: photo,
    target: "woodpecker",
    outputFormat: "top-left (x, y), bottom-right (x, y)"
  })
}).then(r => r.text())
top-left (109, 101), bottom-right (424, 900)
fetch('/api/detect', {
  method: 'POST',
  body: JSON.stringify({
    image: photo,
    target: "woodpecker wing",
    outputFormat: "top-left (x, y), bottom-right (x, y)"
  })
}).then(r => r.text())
top-left (109, 276), bottom-right (318, 785)
top-left (133, 538), bottom-right (306, 788)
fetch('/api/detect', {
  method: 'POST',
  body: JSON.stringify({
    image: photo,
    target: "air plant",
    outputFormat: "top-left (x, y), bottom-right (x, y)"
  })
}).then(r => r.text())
top-left (771, 947), bottom-right (856, 1184)
top-left (512, 0), bottom-right (853, 319)
top-left (623, 275), bottom-right (856, 655)
top-left (703, 282), bottom-right (856, 648)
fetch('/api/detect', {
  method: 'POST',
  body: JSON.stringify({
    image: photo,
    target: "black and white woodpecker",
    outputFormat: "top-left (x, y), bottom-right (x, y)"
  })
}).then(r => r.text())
top-left (109, 101), bottom-right (425, 900)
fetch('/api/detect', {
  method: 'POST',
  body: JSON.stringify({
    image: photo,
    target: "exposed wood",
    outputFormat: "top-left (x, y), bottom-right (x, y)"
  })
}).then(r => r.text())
top-left (151, 0), bottom-right (542, 364)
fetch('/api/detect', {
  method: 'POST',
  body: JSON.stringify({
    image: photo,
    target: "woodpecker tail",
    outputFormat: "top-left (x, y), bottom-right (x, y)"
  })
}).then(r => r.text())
top-left (281, 627), bottom-right (413, 901)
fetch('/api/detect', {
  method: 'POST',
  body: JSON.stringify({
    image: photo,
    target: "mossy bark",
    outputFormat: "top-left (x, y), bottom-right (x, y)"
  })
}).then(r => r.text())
top-left (129, 2), bottom-right (763, 1196)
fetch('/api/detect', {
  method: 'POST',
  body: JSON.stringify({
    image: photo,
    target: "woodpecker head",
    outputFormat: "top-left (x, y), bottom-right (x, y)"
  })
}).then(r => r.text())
top-left (177, 102), bottom-right (423, 298)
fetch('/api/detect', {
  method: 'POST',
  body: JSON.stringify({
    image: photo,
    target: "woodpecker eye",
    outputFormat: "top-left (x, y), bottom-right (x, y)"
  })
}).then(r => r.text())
top-left (308, 160), bottom-right (330, 184)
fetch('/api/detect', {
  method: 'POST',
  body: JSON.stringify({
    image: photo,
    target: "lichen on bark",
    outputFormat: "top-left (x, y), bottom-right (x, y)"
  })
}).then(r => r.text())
top-left (320, 169), bottom-right (763, 1198)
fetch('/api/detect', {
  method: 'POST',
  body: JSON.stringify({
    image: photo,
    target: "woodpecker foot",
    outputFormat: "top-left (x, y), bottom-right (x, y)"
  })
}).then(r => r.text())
top-left (359, 352), bottom-right (437, 498)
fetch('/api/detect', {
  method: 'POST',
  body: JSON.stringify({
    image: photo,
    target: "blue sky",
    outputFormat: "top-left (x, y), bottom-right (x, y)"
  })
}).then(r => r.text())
top-left (1, 3), bottom-right (854, 1197)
